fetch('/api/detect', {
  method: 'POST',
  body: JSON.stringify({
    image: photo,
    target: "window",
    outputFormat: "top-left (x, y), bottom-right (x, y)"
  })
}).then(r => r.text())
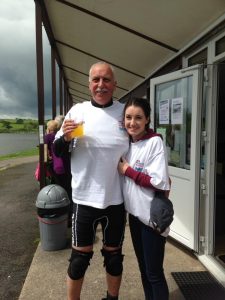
top-left (215, 36), bottom-right (225, 56)
top-left (188, 48), bottom-right (207, 66)
top-left (154, 76), bottom-right (192, 169)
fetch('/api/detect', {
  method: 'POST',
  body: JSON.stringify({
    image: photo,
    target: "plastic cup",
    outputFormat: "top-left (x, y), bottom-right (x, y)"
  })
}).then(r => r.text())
top-left (70, 123), bottom-right (84, 138)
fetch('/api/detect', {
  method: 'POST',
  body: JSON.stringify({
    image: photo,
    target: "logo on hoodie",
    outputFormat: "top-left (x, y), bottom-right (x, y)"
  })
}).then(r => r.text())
top-left (118, 120), bottom-right (126, 131)
top-left (134, 160), bottom-right (144, 172)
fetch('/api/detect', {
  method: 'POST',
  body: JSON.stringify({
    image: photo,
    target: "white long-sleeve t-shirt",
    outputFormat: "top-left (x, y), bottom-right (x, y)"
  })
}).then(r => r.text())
top-left (55, 101), bottom-right (129, 209)
top-left (122, 134), bottom-right (170, 235)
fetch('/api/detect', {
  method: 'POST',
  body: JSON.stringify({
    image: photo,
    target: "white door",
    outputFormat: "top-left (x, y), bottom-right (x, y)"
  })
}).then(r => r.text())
top-left (150, 66), bottom-right (203, 251)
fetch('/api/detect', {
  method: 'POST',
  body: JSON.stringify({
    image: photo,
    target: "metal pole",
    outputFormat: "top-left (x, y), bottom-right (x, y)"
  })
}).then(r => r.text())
top-left (35, 0), bottom-right (45, 189)
top-left (51, 48), bottom-right (56, 119)
top-left (59, 69), bottom-right (63, 115)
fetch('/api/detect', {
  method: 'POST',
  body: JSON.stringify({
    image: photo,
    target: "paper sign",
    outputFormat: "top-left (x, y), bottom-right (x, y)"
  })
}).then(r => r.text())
top-left (159, 99), bottom-right (169, 124)
top-left (171, 97), bottom-right (183, 125)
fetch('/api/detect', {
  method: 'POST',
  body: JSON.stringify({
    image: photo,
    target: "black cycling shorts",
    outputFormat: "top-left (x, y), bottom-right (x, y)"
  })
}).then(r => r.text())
top-left (71, 203), bottom-right (126, 247)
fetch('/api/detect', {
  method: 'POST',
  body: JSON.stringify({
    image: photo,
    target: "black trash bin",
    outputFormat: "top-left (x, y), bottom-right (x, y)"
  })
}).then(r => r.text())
top-left (36, 184), bottom-right (70, 251)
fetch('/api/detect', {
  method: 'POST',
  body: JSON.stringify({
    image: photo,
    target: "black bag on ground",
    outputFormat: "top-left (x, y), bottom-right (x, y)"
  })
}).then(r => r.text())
top-left (150, 191), bottom-right (174, 234)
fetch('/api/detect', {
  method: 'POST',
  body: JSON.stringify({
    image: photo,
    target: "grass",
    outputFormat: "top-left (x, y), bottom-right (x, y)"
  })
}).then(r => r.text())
top-left (0, 118), bottom-right (38, 133)
top-left (0, 148), bottom-right (38, 161)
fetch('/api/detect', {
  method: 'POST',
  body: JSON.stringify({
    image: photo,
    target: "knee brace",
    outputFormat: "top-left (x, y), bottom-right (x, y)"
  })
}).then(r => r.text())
top-left (67, 248), bottom-right (93, 280)
top-left (101, 248), bottom-right (124, 276)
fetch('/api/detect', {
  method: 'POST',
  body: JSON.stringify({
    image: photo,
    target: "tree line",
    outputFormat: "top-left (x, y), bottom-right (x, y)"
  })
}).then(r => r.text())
top-left (0, 118), bottom-right (39, 133)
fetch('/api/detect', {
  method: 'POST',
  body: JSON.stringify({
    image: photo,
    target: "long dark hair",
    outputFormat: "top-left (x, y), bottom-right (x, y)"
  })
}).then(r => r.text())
top-left (123, 97), bottom-right (151, 130)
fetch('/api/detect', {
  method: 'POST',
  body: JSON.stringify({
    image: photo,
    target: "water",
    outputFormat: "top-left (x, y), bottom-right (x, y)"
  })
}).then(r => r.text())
top-left (0, 133), bottom-right (38, 156)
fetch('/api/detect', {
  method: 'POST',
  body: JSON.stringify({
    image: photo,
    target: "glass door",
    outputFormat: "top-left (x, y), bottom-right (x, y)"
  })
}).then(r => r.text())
top-left (150, 66), bottom-right (203, 251)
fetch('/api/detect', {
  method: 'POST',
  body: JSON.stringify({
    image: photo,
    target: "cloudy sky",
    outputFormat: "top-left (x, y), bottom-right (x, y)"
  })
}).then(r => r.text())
top-left (0, 0), bottom-right (52, 119)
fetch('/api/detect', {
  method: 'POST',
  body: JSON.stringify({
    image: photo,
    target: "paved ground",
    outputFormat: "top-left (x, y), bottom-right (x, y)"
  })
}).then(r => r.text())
top-left (18, 224), bottom-right (207, 300)
top-left (0, 156), bottom-right (208, 300)
top-left (0, 156), bottom-right (39, 300)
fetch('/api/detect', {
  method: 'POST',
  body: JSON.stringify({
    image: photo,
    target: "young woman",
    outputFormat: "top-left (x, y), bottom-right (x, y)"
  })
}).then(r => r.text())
top-left (118, 97), bottom-right (170, 300)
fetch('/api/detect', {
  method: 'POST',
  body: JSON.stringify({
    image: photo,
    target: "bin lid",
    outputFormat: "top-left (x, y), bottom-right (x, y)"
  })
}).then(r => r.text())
top-left (36, 184), bottom-right (70, 209)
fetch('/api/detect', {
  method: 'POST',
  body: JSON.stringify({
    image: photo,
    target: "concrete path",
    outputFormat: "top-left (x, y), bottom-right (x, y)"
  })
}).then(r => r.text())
top-left (18, 225), bottom-right (206, 300)
top-left (0, 155), bottom-right (38, 171)
top-left (0, 156), bottom-right (207, 300)
top-left (0, 157), bottom-right (40, 300)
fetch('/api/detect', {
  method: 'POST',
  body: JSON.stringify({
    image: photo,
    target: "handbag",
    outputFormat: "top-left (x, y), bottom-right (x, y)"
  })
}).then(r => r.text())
top-left (150, 191), bottom-right (174, 234)
top-left (34, 162), bottom-right (52, 181)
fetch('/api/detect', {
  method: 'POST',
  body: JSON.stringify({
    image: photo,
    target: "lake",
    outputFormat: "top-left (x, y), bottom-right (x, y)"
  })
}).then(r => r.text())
top-left (0, 133), bottom-right (38, 156)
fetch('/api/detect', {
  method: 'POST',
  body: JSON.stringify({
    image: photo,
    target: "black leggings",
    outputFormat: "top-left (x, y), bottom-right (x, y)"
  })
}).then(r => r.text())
top-left (129, 214), bottom-right (169, 300)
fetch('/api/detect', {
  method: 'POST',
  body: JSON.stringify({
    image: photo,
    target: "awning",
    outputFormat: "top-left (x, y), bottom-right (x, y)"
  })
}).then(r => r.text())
top-left (38, 0), bottom-right (225, 102)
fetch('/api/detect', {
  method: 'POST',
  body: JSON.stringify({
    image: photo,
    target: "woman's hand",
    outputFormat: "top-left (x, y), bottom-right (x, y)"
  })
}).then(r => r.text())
top-left (118, 157), bottom-right (129, 175)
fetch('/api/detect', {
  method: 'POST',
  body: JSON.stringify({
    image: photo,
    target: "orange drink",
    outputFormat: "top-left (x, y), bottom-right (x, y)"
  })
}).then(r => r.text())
top-left (70, 123), bottom-right (84, 138)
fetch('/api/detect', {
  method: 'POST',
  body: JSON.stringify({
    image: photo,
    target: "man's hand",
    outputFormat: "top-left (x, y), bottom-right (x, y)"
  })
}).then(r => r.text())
top-left (62, 119), bottom-right (78, 142)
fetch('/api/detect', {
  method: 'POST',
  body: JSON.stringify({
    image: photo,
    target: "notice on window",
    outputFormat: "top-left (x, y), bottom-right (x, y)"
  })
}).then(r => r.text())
top-left (171, 97), bottom-right (183, 125)
top-left (159, 99), bottom-right (169, 124)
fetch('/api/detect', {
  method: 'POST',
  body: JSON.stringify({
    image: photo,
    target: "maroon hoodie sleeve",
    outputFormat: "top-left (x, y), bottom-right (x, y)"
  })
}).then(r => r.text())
top-left (124, 166), bottom-right (157, 189)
